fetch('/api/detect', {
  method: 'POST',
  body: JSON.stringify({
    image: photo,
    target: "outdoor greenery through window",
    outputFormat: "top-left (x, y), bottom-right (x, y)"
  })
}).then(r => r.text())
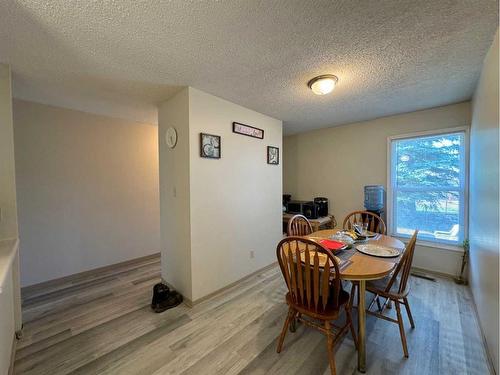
top-left (389, 130), bottom-right (467, 245)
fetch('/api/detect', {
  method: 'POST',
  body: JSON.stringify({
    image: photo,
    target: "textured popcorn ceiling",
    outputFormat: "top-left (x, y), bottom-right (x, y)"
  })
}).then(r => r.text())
top-left (0, 1), bottom-right (497, 133)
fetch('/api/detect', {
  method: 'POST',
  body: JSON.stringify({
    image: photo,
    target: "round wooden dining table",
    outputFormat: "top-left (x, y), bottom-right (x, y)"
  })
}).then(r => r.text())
top-left (306, 229), bottom-right (405, 373)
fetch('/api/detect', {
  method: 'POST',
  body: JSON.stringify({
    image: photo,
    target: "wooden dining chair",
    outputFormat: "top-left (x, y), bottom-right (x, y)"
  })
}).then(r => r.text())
top-left (351, 230), bottom-right (418, 358)
top-left (343, 210), bottom-right (387, 235)
top-left (287, 214), bottom-right (313, 236)
top-left (276, 237), bottom-right (357, 375)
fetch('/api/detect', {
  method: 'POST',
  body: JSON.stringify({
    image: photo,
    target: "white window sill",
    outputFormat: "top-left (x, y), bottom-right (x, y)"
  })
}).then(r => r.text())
top-left (393, 236), bottom-right (464, 253)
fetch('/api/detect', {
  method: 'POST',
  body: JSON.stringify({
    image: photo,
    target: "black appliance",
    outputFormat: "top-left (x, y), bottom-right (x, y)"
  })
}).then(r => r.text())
top-left (302, 201), bottom-right (320, 219)
top-left (283, 194), bottom-right (291, 206)
top-left (314, 197), bottom-right (329, 217)
top-left (282, 194), bottom-right (291, 212)
top-left (286, 200), bottom-right (309, 215)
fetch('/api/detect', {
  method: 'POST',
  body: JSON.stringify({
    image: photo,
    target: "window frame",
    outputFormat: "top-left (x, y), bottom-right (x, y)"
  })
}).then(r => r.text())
top-left (386, 126), bottom-right (469, 250)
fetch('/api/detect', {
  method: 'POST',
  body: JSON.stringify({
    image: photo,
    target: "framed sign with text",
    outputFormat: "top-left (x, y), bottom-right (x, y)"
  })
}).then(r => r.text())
top-left (232, 122), bottom-right (264, 139)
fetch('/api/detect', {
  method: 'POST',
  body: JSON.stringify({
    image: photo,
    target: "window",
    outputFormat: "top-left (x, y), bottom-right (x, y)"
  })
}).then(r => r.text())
top-left (388, 128), bottom-right (467, 246)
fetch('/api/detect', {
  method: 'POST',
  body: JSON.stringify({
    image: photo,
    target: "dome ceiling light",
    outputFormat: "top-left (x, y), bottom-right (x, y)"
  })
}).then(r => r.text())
top-left (307, 74), bottom-right (339, 95)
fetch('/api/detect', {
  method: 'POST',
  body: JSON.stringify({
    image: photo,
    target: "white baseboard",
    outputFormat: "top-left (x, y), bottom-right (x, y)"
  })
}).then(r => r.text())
top-left (177, 262), bottom-right (278, 307)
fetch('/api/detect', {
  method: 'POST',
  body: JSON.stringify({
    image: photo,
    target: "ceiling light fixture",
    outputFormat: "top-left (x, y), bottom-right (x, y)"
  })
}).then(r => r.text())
top-left (308, 74), bottom-right (338, 95)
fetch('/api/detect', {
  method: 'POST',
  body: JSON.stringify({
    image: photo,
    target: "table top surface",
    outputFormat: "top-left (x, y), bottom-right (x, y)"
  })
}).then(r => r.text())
top-left (306, 229), bottom-right (405, 281)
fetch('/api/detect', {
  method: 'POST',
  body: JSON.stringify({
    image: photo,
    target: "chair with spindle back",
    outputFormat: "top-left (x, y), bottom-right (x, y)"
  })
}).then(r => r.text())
top-left (276, 237), bottom-right (357, 375)
top-left (345, 211), bottom-right (387, 317)
top-left (343, 210), bottom-right (387, 235)
top-left (287, 214), bottom-right (313, 236)
top-left (351, 230), bottom-right (418, 358)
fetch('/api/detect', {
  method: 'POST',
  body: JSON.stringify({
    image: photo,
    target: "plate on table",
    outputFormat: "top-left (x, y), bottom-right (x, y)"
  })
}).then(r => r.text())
top-left (353, 225), bottom-right (378, 239)
top-left (361, 230), bottom-right (378, 238)
top-left (356, 244), bottom-right (400, 258)
top-left (299, 251), bottom-right (341, 268)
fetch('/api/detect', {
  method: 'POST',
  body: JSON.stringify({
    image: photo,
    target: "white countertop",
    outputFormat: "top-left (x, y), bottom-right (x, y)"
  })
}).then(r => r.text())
top-left (0, 238), bottom-right (19, 293)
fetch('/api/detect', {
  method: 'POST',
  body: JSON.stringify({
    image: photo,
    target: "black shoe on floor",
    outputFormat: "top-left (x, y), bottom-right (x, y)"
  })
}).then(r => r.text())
top-left (152, 290), bottom-right (183, 313)
top-left (151, 283), bottom-right (170, 309)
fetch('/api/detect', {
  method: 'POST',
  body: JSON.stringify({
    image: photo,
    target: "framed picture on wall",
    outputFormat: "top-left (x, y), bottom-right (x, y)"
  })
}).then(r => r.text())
top-left (232, 122), bottom-right (264, 139)
top-left (267, 146), bottom-right (279, 165)
top-left (200, 133), bottom-right (221, 159)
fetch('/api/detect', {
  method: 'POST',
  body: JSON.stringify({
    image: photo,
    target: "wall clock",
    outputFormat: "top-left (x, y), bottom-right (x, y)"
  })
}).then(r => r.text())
top-left (165, 127), bottom-right (178, 148)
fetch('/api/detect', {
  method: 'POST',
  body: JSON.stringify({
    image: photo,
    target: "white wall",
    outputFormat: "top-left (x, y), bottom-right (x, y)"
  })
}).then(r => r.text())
top-left (0, 65), bottom-right (18, 240)
top-left (469, 30), bottom-right (499, 372)
top-left (158, 88), bottom-right (192, 300)
top-left (158, 87), bottom-right (282, 302)
top-left (0, 266), bottom-right (15, 374)
top-left (0, 64), bottom-right (19, 375)
top-left (13, 100), bottom-right (160, 286)
top-left (188, 88), bottom-right (282, 301)
top-left (284, 102), bottom-right (471, 275)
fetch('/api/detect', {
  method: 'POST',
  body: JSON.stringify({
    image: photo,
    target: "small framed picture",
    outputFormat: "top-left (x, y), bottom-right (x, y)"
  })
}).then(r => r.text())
top-left (267, 146), bottom-right (279, 165)
top-left (200, 133), bottom-right (221, 159)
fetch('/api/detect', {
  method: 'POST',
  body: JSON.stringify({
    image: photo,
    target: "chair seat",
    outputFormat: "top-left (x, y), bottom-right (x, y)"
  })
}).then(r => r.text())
top-left (366, 275), bottom-right (408, 297)
top-left (286, 288), bottom-right (350, 320)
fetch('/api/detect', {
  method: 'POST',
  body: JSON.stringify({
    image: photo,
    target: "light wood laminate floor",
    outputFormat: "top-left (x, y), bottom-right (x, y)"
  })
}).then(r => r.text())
top-left (14, 255), bottom-right (492, 374)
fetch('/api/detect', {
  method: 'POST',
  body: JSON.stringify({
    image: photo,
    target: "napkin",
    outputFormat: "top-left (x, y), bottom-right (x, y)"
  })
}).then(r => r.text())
top-left (319, 239), bottom-right (346, 251)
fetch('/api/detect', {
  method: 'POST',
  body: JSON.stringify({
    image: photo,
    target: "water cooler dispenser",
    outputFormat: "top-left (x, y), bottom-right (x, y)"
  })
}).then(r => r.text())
top-left (363, 185), bottom-right (386, 228)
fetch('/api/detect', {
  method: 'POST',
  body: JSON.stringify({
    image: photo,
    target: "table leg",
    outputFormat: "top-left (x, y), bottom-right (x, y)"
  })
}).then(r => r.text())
top-left (358, 279), bottom-right (366, 373)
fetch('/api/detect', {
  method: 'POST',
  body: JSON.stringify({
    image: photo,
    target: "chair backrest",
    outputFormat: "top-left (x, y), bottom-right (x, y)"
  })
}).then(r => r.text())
top-left (276, 237), bottom-right (342, 313)
top-left (343, 210), bottom-right (387, 234)
top-left (287, 214), bottom-right (313, 236)
top-left (385, 230), bottom-right (418, 295)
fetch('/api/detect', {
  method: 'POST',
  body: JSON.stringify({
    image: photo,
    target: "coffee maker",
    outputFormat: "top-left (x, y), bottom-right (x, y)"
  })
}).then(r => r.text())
top-left (314, 197), bottom-right (329, 217)
top-left (282, 194), bottom-right (291, 212)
